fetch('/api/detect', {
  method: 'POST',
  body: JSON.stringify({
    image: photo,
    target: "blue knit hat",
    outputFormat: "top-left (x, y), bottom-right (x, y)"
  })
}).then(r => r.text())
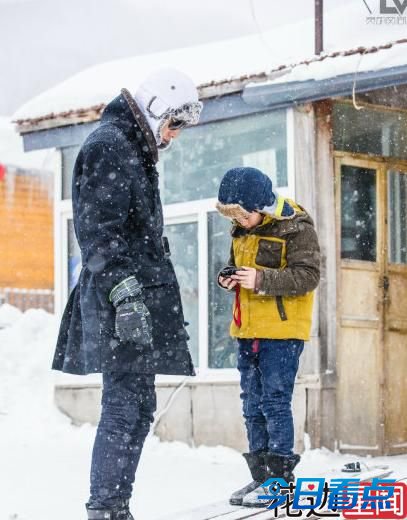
top-left (216, 167), bottom-right (275, 219)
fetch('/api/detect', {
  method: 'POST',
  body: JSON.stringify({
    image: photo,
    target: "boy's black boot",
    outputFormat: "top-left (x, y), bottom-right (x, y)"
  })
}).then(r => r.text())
top-left (264, 452), bottom-right (301, 483)
top-left (86, 499), bottom-right (134, 520)
top-left (242, 452), bottom-right (300, 507)
top-left (229, 451), bottom-right (267, 506)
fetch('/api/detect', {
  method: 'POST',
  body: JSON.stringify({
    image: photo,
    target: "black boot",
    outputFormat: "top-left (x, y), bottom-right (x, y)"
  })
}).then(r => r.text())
top-left (242, 452), bottom-right (300, 507)
top-left (229, 451), bottom-right (267, 506)
top-left (264, 452), bottom-right (300, 483)
top-left (86, 499), bottom-right (134, 519)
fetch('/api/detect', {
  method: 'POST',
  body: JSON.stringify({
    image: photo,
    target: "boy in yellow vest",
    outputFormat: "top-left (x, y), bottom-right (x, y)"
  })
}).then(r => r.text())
top-left (216, 167), bottom-right (320, 507)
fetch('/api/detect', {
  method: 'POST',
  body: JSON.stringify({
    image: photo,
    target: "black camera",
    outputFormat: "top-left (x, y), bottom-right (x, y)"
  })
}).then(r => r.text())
top-left (219, 266), bottom-right (239, 278)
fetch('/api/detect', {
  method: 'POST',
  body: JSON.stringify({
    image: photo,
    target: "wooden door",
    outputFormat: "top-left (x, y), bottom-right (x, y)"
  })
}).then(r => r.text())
top-left (336, 154), bottom-right (407, 454)
top-left (335, 156), bottom-right (385, 454)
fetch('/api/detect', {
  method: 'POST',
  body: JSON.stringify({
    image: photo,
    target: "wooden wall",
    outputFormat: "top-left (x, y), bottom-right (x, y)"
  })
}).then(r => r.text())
top-left (293, 102), bottom-right (337, 451)
top-left (0, 168), bottom-right (53, 289)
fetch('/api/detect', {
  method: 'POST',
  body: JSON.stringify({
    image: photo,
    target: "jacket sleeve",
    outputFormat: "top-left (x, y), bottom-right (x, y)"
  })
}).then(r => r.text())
top-left (75, 143), bottom-right (135, 300)
top-left (255, 221), bottom-right (321, 296)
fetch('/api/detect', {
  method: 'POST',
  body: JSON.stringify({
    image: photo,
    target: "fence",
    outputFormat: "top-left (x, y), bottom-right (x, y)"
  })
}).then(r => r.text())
top-left (0, 287), bottom-right (54, 313)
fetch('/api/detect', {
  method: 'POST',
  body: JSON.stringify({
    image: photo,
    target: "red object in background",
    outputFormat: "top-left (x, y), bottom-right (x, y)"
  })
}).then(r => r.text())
top-left (0, 163), bottom-right (6, 181)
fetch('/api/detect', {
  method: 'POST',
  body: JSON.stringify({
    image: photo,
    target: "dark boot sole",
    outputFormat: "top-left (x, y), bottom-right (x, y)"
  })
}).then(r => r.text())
top-left (242, 501), bottom-right (271, 508)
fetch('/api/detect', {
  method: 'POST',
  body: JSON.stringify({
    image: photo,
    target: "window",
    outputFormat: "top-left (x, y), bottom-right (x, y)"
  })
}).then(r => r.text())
top-left (67, 219), bottom-right (81, 293)
top-left (62, 146), bottom-right (80, 200)
top-left (164, 221), bottom-right (199, 366)
top-left (208, 212), bottom-right (236, 369)
top-left (159, 110), bottom-right (288, 204)
top-left (388, 170), bottom-right (407, 264)
top-left (333, 102), bottom-right (407, 161)
top-left (341, 165), bottom-right (377, 262)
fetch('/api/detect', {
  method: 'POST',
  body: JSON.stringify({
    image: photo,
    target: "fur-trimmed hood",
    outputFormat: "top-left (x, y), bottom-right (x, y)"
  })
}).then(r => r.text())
top-left (216, 194), bottom-right (304, 224)
top-left (226, 196), bottom-right (315, 238)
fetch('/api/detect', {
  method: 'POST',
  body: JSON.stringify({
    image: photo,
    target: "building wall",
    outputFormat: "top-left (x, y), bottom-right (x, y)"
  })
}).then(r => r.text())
top-left (54, 381), bottom-right (307, 453)
top-left (0, 168), bottom-right (54, 289)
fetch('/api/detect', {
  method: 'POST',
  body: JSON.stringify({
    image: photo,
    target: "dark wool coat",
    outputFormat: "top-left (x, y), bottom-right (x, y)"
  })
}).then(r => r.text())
top-left (52, 89), bottom-right (195, 376)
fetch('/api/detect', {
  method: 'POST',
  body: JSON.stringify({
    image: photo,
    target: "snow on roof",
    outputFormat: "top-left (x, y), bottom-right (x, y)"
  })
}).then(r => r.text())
top-left (249, 39), bottom-right (407, 89)
top-left (12, 3), bottom-right (407, 132)
top-left (12, 34), bottom-right (279, 129)
top-left (0, 117), bottom-right (52, 170)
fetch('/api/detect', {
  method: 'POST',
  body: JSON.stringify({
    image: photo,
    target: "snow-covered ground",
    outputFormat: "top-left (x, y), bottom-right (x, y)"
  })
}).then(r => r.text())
top-left (0, 303), bottom-right (406, 520)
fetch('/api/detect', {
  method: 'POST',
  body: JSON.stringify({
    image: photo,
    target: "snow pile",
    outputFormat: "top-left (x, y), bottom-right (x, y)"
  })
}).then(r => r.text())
top-left (0, 303), bottom-right (406, 520)
top-left (0, 302), bottom-right (21, 328)
top-left (12, 2), bottom-right (407, 124)
top-left (0, 304), bottom-right (63, 428)
top-left (0, 116), bottom-right (52, 170)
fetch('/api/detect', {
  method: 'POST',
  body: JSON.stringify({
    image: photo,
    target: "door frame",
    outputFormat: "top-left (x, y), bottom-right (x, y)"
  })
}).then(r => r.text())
top-left (334, 151), bottom-right (407, 454)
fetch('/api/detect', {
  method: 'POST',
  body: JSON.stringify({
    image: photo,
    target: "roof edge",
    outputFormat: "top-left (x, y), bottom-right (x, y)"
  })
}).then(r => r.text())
top-left (243, 63), bottom-right (407, 110)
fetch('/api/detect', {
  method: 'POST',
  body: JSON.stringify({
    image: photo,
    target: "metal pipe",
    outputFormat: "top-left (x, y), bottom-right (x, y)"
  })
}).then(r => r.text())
top-left (315, 0), bottom-right (324, 55)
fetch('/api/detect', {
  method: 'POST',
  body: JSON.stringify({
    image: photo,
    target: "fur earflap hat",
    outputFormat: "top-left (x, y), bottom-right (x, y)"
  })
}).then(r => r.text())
top-left (216, 167), bottom-right (276, 220)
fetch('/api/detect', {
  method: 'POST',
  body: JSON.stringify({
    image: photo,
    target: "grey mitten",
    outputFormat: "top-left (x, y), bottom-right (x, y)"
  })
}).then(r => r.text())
top-left (109, 276), bottom-right (153, 346)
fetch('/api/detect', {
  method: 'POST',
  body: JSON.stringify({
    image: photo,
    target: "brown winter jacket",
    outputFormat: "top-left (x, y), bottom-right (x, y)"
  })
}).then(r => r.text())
top-left (221, 197), bottom-right (320, 340)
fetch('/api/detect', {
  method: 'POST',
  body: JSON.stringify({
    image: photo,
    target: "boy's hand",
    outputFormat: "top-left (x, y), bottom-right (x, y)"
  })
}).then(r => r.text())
top-left (231, 267), bottom-right (257, 290)
top-left (219, 276), bottom-right (238, 290)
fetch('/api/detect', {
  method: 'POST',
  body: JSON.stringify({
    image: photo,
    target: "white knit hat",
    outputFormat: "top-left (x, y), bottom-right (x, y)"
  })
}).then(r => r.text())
top-left (134, 67), bottom-right (202, 150)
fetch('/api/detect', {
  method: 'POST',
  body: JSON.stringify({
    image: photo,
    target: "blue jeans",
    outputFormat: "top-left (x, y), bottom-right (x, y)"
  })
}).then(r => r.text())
top-left (237, 339), bottom-right (304, 456)
top-left (87, 372), bottom-right (156, 509)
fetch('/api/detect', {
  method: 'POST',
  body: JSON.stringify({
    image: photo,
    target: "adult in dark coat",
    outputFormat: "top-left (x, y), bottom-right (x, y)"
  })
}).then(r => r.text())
top-left (52, 68), bottom-right (202, 520)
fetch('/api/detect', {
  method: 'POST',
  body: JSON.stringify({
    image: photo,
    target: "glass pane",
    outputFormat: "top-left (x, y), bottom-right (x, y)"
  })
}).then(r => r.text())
top-left (341, 165), bottom-right (377, 262)
top-left (165, 222), bottom-right (199, 367)
top-left (158, 110), bottom-right (287, 205)
top-left (208, 212), bottom-right (237, 369)
top-left (67, 219), bottom-right (81, 293)
top-left (62, 146), bottom-right (80, 200)
top-left (333, 103), bottom-right (407, 161)
top-left (388, 170), bottom-right (407, 264)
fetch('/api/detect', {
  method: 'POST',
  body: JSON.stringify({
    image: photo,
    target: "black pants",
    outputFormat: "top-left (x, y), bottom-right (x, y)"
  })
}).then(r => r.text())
top-left (87, 372), bottom-right (156, 509)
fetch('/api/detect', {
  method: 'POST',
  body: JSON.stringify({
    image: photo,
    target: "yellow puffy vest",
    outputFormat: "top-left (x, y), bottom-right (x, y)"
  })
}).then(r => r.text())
top-left (229, 199), bottom-right (315, 341)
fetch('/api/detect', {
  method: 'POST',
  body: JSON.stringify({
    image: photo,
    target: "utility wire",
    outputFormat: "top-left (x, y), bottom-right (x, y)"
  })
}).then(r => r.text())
top-left (352, 47), bottom-right (369, 111)
top-left (248, 0), bottom-right (274, 55)
top-left (150, 377), bottom-right (189, 435)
